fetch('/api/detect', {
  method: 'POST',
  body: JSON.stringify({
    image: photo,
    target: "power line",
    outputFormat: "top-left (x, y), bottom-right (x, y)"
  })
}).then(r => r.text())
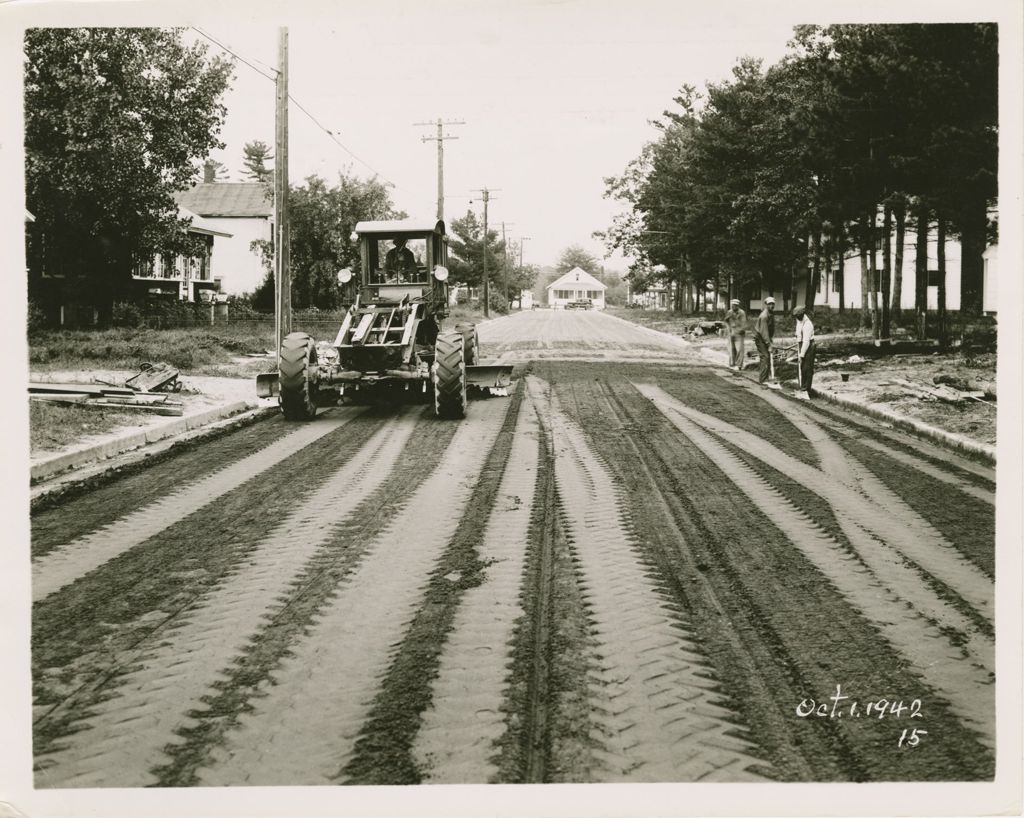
top-left (191, 27), bottom-right (399, 188)
top-left (289, 96), bottom-right (398, 188)
top-left (190, 27), bottom-right (277, 82)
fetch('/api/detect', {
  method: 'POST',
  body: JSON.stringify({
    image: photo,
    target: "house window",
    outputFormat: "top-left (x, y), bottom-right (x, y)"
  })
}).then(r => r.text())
top-left (927, 269), bottom-right (942, 286)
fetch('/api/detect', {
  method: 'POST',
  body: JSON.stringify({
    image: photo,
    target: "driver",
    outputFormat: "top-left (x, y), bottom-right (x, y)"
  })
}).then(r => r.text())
top-left (384, 238), bottom-right (417, 281)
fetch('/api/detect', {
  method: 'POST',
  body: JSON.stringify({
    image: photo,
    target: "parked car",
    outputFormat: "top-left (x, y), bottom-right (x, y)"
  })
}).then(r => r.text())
top-left (565, 299), bottom-right (594, 310)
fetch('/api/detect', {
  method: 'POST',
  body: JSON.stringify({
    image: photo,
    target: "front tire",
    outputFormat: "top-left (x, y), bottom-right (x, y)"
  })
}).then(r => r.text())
top-left (454, 322), bottom-right (479, 366)
top-left (279, 332), bottom-right (319, 421)
top-left (433, 331), bottom-right (467, 419)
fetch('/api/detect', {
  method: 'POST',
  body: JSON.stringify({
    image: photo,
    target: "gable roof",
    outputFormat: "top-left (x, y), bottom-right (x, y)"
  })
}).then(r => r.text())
top-left (178, 204), bottom-right (233, 238)
top-left (546, 266), bottom-right (607, 291)
top-left (173, 182), bottom-right (273, 218)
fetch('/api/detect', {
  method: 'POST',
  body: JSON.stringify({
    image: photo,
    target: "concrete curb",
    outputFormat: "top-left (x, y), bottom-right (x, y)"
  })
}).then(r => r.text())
top-left (30, 400), bottom-right (259, 482)
top-left (808, 387), bottom-right (996, 465)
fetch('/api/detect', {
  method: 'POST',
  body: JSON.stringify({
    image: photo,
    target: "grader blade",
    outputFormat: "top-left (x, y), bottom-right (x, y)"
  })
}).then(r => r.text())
top-left (256, 372), bottom-right (280, 398)
top-left (465, 363), bottom-right (514, 394)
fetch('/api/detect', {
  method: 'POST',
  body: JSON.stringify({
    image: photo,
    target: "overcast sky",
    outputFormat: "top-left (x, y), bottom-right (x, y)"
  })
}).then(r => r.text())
top-left (3, 0), bottom-right (1018, 275)
top-left (183, 3), bottom-right (800, 271)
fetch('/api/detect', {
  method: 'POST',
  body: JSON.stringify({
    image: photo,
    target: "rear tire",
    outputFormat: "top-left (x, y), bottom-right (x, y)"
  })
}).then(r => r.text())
top-left (433, 331), bottom-right (467, 419)
top-left (454, 322), bottom-right (479, 366)
top-left (279, 332), bottom-right (318, 421)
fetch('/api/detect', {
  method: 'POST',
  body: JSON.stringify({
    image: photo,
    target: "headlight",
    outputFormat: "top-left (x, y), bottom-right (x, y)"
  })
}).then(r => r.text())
top-left (433, 265), bottom-right (449, 282)
top-left (337, 267), bottom-right (353, 284)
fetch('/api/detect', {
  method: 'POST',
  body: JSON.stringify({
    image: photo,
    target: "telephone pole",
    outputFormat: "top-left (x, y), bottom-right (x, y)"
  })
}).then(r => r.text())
top-left (415, 118), bottom-right (464, 221)
top-left (500, 221), bottom-right (516, 305)
top-left (471, 187), bottom-right (500, 316)
top-left (274, 27), bottom-right (291, 361)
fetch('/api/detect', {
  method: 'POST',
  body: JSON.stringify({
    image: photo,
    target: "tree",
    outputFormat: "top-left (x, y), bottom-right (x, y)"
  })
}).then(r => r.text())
top-left (24, 27), bottom-right (234, 320)
top-left (555, 244), bottom-right (600, 275)
top-left (252, 170), bottom-right (403, 310)
top-left (447, 210), bottom-right (503, 288)
top-left (242, 139), bottom-right (274, 183)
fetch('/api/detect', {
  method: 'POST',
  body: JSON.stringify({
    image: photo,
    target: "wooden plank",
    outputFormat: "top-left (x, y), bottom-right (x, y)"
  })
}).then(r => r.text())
top-left (30, 393), bottom-right (91, 404)
top-left (351, 312), bottom-right (375, 344)
top-left (29, 382), bottom-right (134, 396)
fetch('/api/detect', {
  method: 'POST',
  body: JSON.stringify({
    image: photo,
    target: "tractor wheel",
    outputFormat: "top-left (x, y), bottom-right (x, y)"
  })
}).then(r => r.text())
top-left (432, 331), bottom-right (467, 419)
top-left (454, 322), bottom-right (479, 366)
top-left (279, 332), bottom-right (319, 421)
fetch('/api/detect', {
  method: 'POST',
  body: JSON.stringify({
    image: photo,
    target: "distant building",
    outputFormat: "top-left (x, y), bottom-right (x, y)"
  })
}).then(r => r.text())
top-left (132, 204), bottom-right (232, 302)
top-left (172, 181), bottom-right (273, 295)
top-left (546, 267), bottom-right (608, 309)
top-left (756, 228), bottom-right (999, 317)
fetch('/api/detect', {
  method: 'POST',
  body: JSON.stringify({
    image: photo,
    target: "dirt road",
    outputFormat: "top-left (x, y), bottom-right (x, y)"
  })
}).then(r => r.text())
top-left (31, 310), bottom-right (995, 786)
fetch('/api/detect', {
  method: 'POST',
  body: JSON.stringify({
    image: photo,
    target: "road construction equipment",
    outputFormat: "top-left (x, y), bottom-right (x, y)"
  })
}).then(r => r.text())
top-left (257, 219), bottom-right (513, 420)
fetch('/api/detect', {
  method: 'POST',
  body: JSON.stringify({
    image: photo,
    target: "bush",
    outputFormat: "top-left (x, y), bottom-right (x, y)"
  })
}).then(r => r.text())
top-left (112, 301), bottom-right (144, 328)
top-left (487, 290), bottom-right (510, 315)
top-left (27, 299), bottom-right (48, 334)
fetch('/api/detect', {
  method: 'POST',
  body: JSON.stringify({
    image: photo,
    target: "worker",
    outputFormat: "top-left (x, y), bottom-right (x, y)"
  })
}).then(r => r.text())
top-left (724, 298), bottom-right (747, 372)
top-left (793, 306), bottom-right (815, 400)
top-left (384, 238), bottom-right (417, 281)
top-left (754, 296), bottom-right (778, 387)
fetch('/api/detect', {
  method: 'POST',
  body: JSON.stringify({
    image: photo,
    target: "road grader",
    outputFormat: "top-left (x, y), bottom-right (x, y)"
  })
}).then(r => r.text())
top-left (256, 219), bottom-right (512, 420)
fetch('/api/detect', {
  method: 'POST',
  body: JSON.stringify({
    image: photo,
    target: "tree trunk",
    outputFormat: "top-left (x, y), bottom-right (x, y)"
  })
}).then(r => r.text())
top-left (880, 204), bottom-right (892, 344)
top-left (860, 241), bottom-right (868, 331)
top-left (866, 208), bottom-right (879, 340)
top-left (937, 214), bottom-right (948, 348)
top-left (958, 196), bottom-right (987, 316)
top-left (915, 203), bottom-right (929, 339)
top-left (835, 225), bottom-right (846, 314)
top-left (806, 229), bottom-right (821, 311)
top-left (892, 201), bottom-right (906, 325)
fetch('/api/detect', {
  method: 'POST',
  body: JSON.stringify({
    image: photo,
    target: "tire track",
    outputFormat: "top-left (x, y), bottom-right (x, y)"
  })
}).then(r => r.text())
top-left (639, 387), bottom-right (994, 747)
top-left (410, 396), bottom-right (540, 783)
top-left (32, 409), bottom-right (362, 602)
top-left (741, 379), bottom-right (993, 507)
top-left (635, 385), bottom-right (993, 622)
top-left (33, 411), bottom-right (419, 788)
top-left (195, 398), bottom-right (512, 786)
top-left (527, 376), bottom-right (769, 782)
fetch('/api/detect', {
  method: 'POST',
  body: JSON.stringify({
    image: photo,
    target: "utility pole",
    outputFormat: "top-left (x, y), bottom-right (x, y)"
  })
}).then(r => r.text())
top-left (274, 27), bottom-right (291, 362)
top-left (500, 221), bottom-right (516, 306)
top-left (415, 118), bottom-right (464, 222)
top-left (471, 187), bottom-right (499, 316)
top-left (519, 237), bottom-right (531, 309)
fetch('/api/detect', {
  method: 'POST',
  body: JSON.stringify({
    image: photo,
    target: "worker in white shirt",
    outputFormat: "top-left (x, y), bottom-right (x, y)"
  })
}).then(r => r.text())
top-left (792, 306), bottom-right (815, 400)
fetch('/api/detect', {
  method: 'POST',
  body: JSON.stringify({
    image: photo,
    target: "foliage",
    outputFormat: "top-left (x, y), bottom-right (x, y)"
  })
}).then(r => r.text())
top-left (447, 210), bottom-right (504, 288)
top-left (27, 299), bottom-right (49, 334)
top-left (242, 140), bottom-right (273, 183)
top-left (555, 244), bottom-right (601, 276)
top-left (24, 28), bottom-right (234, 319)
top-left (111, 301), bottom-right (144, 328)
top-left (252, 170), bottom-right (404, 310)
top-left (600, 24), bottom-right (998, 320)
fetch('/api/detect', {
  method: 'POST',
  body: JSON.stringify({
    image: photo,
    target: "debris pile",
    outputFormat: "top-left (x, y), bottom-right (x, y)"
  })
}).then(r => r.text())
top-left (29, 363), bottom-right (184, 416)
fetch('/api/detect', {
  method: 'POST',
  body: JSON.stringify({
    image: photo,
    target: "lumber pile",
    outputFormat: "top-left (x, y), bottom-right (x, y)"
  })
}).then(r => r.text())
top-left (29, 368), bottom-right (186, 415)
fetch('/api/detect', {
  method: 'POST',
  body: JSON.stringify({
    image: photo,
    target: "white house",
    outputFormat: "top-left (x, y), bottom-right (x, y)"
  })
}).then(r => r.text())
top-left (547, 267), bottom-right (608, 309)
top-left (172, 182), bottom-right (273, 295)
top-left (749, 229), bottom-right (998, 317)
top-left (132, 204), bottom-right (232, 302)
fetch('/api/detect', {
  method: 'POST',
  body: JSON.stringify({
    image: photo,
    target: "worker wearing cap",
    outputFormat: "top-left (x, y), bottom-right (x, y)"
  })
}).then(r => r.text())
top-left (754, 297), bottom-right (777, 386)
top-left (724, 298), bottom-right (747, 372)
top-left (793, 306), bottom-right (815, 399)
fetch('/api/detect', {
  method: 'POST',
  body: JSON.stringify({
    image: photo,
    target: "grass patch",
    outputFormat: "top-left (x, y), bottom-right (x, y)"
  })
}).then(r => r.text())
top-left (29, 327), bottom-right (274, 373)
top-left (29, 401), bottom-right (141, 454)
